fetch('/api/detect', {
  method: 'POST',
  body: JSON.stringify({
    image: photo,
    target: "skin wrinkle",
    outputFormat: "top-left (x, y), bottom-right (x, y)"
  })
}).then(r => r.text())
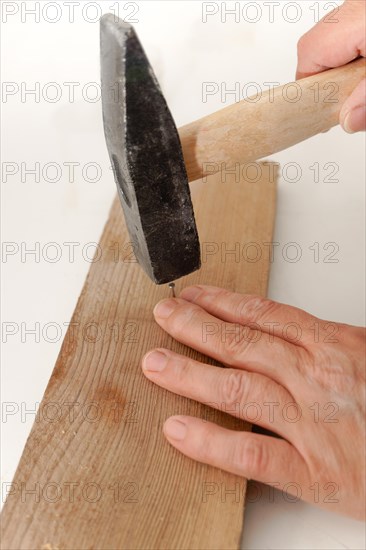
top-left (146, 284), bottom-right (366, 519)
top-left (181, 285), bottom-right (327, 351)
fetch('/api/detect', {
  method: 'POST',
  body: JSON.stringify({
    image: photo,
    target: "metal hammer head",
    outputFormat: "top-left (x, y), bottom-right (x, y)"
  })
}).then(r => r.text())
top-left (100, 14), bottom-right (200, 284)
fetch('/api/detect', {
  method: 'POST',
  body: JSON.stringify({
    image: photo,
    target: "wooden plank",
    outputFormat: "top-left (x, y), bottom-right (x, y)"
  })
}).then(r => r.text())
top-left (1, 164), bottom-right (277, 550)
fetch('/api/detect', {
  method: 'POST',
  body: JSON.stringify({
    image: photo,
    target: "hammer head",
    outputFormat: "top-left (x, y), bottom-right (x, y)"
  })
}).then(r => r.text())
top-left (100, 15), bottom-right (200, 284)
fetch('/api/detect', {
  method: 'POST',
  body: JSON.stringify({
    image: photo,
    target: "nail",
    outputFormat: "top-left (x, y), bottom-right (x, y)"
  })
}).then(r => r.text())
top-left (164, 417), bottom-right (187, 441)
top-left (153, 299), bottom-right (177, 319)
top-left (180, 285), bottom-right (203, 302)
top-left (143, 350), bottom-right (168, 372)
top-left (343, 105), bottom-right (366, 134)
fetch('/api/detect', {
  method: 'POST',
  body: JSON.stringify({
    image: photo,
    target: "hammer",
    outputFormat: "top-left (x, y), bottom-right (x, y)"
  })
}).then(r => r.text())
top-left (100, 15), bottom-right (365, 284)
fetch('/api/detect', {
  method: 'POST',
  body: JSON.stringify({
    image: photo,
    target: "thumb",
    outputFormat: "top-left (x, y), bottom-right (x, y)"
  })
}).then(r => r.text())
top-left (340, 77), bottom-right (366, 133)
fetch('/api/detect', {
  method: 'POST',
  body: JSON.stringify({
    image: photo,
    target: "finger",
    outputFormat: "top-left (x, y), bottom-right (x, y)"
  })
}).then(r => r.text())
top-left (163, 415), bottom-right (309, 492)
top-left (142, 348), bottom-right (294, 437)
top-left (296, 1), bottom-right (366, 79)
top-left (180, 285), bottom-right (324, 348)
top-left (153, 298), bottom-right (302, 387)
top-left (340, 78), bottom-right (366, 133)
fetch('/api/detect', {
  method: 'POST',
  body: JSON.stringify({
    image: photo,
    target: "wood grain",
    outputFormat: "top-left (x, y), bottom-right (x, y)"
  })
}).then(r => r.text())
top-left (1, 164), bottom-right (277, 550)
top-left (179, 58), bottom-right (366, 181)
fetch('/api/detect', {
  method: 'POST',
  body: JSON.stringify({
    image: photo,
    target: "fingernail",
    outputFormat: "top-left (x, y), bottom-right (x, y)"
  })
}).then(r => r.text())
top-left (143, 350), bottom-right (168, 372)
top-left (180, 285), bottom-right (203, 302)
top-left (343, 105), bottom-right (366, 134)
top-left (164, 417), bottom-right (187, 441)
top-left (154, 299), bottom-right (177, 319)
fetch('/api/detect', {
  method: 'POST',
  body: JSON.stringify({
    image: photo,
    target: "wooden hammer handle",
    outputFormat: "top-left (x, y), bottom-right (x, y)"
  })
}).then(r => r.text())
top-left (179, 58), bottom-right (366, 182)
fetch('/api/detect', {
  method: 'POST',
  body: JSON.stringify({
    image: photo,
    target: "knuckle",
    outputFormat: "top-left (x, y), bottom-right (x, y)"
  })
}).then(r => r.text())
top-left (207, 288), bottom-right (235, 312)
top-left (221, 325), bottom-right (249, 359)
top-left (296, 36), bottom-right (305, 53)
top-left (215, 288), bottom-right (234, 302)
top-left (236, 295), bottom-right (279, 325)
top-left (221, 370), bottom-right (248, 408)
top-left (297, 33), bottom-right (310, 54)
top-left (234, 438), bottom-right (269, 478)
top-left (196, 423), bottom-right (216, 462)
top-left (233, 296), bottom-right (253, 320)
top-left (167, 303), bottom-right (200, 334)
top-left (174, 356), bottom-right (194, 385)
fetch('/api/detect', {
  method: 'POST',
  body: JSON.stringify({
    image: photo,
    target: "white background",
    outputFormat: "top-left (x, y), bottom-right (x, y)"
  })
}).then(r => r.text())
top-left (1, 1), bottom-right (365, 548)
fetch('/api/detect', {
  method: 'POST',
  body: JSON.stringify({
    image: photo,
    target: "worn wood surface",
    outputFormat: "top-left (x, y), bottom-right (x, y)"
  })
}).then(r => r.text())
top-left (1, 164), bottom-right (277, 550)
